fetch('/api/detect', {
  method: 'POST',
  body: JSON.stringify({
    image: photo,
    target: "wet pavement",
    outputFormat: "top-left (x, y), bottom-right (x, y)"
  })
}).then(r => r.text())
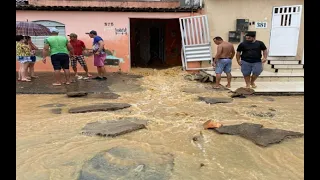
top-left (16, 72), bottom-right (144, 94)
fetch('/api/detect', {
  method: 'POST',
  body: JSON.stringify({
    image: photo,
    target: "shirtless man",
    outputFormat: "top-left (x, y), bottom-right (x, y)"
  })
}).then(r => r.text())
top-left (212, 36), bottom-right (235, 88)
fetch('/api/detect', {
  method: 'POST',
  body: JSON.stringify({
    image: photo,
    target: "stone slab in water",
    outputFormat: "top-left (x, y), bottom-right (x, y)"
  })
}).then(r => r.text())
top-left (51, 108), bottom-right (62, 114)
top-left (213, 123), bottom-right (304, 147)
top-left (69, 103), bottom-right (131, 113)
top-left (234, 87), bottom-right (255, 95)
top-left (67, 91), bottom-right (88, 97)
top-left (82, 119), bottom-right (147, 137)
top-left (87, 93), bottom-right (120, 99)
top-left (181, 88), bottom-right (208, 94)
top-left (39, 103), bottom-right (66, 108)
top-left (79, 147), bottom-right (174, 180)
top-left (199, 97), bottom-right (233, 104)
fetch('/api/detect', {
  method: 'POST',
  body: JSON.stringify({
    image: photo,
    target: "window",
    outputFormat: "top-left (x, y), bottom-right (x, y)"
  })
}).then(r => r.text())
top-left (31, 20), bottom-right (66, 49)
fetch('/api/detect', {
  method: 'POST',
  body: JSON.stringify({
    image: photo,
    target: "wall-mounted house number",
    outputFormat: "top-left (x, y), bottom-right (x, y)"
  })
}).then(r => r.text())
top-left (255, 22), bottom-right (267, 28)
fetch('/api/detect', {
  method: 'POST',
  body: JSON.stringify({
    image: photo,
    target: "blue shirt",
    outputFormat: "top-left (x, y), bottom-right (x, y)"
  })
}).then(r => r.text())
top-left (92, 36), bottom-right (105, 54)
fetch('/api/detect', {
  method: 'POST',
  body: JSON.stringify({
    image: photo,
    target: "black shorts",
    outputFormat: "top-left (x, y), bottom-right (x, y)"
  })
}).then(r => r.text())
top-left (51, 53), bottom-right (69, 70)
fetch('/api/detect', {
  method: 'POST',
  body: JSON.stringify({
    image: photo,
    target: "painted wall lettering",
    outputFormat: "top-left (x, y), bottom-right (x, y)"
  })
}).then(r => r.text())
top-left (115, 28), bottom-right (127, 35)
top-left (104, 22), bottom-right (114, 26)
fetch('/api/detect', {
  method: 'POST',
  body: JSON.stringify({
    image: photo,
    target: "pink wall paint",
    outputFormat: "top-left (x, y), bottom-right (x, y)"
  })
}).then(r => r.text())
top-left (16, 10), bottom-right (198, 72)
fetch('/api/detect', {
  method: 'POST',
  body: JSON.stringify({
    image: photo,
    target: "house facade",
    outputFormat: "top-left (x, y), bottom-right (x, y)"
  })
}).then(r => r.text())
top-left (16, 0), bottom-right (304, 73)
top-left (16, 0), bottom-right (203, 72)
top-left (204, 0), bottom-right (304, 69)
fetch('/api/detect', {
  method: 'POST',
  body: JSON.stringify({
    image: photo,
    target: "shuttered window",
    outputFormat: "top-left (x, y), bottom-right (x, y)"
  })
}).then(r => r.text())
top-left (30, 20), bottom-right (66, 49)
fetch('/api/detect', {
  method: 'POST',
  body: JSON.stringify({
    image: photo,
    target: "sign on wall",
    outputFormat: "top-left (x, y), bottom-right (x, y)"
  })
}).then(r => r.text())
top-left (255, 22), bottom-right (267, 29)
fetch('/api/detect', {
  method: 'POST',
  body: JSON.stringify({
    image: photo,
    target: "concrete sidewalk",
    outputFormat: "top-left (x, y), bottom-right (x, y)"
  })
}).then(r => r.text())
top-left (16, 72), bottom-right (144, 94)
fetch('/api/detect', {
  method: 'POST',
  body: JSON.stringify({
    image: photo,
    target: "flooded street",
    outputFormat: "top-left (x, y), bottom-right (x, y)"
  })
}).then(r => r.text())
top-left (16, 68), bottom-right (304, 180)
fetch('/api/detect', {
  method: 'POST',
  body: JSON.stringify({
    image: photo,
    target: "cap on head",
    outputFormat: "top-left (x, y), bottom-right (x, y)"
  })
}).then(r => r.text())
top-left (68, 33), bottom-right (78, 38)
top-left (85, 30), bottom-right (97, 35)
top-left (50, 27), bottom-right (59, 34)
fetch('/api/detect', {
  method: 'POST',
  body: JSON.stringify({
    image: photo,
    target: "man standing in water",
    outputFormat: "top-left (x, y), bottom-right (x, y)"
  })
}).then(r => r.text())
top-left (68, 33), bottom-right (92, 78)
top-left (42, 28), bottom-right (74, 86)
top-left (86, 30), bottom-right (107, 80)
top-left (236, 32), bottom-right (268, 88)
top-left (212, 36), bottom-right (235, 89)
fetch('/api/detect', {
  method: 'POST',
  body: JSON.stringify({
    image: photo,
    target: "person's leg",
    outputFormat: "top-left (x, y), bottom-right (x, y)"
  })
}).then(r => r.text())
top-left (21, 62), bottom-right (31, 81)
top-left (240, 60), bottom-right (252, 88)
top-left (29, 56), bottom-right (37, 78)
top-left (250, 62), bottom-right (263, 88)
top-left (93, 55), bottom-right (102, 79)
top-left (213, 60), bottom-right (224, 88)
top-left (78, 55), bottom-right (91, 77)
top-left (224, 59), bottom-right (232, 88)
top-left (99, 54), bottom-right (107, 79)
top-left (61, 54), bottom-right (71, 84)
top-left (51, 55), bottom-right (62, 85)
top-left (18, 62), bottom-right (22, 81)
top-left (70, 56), bottom-right (78, 77)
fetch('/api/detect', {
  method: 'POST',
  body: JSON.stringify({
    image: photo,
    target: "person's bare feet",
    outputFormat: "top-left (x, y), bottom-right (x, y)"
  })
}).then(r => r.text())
top-left (21, 79), bottom-right (31, 82)
top-left (225, 84), bottom-right (231, 88)
top-left (213, 85), bottom-right (221, 89)
top-left (245, 84), bottom-right (251, 88)
top-left (86, 73), bottom-right (92, 77)
top-left (52, 83), bottom-right (61, 86)
top-left (251, 83), bottom-right (257, 88)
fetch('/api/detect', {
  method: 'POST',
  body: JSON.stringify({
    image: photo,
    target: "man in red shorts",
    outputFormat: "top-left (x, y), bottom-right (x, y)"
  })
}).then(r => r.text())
top-left (68, 33), bottom-right (91, 78)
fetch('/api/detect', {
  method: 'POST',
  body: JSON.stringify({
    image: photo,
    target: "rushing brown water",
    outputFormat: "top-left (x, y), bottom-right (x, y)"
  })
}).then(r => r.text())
top-left (16, 67), bottom-right (304, 180)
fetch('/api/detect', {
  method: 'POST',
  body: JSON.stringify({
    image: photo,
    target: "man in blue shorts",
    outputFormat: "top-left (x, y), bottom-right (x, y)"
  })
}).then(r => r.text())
top-left (236, 33), bottom-right (268, 88)
top-left (212, 36), bottom-right (235, 88)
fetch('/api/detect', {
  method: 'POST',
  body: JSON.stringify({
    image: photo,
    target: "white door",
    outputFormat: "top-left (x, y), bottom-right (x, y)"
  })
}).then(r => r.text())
top-left (269, 5), bottom-right (302, 56)
top-left (179, 15), bottom-right (213, 70)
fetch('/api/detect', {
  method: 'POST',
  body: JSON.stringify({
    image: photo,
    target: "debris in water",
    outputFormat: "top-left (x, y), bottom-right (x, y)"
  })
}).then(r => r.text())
top-left (249, 112), bottom-right (275, 118)
top-left (81, 118), bottom-right (147, 137)
top-left (200, 163), bottom-right (205, 168)
top-left (66, 91), bottom-right (88, 97)
top-left (251, 105), bottom-right (258, 107)
top-left (199, 97), bottom-right (233, 104)
top-left (269, 108), bottom-right (276, 111)
top-left (212, 123), bottom-right (304, 147)
top-left (51, 108), bottom-right (62, 114)
top-left (69, 103), bottom-right (131, 113)
top-left (79, 147), bottom-right (174, 180)
top-left (203, 120), bottom-right (223, 129)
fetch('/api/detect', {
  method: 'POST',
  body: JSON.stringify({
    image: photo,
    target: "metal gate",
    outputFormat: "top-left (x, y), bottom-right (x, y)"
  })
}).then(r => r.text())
top-left (269, 5), bottom-right (302, 56)
top-left (179, 15), bottom-right (213, 70)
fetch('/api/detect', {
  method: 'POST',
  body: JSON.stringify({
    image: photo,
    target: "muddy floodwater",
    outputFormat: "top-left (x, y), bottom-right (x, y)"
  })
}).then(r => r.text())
top-left (16, 68), bottom-right (304, 180)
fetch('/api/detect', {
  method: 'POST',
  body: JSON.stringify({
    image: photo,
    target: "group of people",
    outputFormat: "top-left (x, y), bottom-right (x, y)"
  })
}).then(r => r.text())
top-left (212, 32), bottom-right (268, 89)
top-left (16, 35), bottom-right (38, 81)
top-left (16, 28), bottom-right (108, 85)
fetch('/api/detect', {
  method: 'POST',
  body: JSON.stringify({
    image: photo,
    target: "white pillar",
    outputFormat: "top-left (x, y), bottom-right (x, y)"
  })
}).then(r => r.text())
top-left (302, 49), bottom-right (304, 64)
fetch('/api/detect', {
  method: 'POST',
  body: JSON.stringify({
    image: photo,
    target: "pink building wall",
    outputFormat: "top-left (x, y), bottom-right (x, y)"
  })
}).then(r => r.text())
top-left (16, 10), bottom-right (200, 73)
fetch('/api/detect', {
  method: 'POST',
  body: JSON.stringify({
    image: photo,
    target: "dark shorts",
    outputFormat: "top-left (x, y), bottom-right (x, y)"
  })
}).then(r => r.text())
top-left (30, 56), bottom-right (36, 63)
top-left (241, 60), bottom-right (263, 76)
top-left (215, 58), bottom-right (232, 74)
top-left (51, 53), bottom-right (70, 70)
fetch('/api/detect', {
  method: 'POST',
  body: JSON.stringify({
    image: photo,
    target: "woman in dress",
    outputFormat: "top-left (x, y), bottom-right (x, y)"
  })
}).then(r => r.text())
top-left (16, 35), bottom-right (32, 82)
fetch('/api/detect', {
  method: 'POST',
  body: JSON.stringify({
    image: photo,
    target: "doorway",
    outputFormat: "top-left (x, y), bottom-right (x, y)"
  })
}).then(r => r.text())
top-left (269, 5), bottom-right (303, 56)
top-left (130, 18), bottom-right (182, 68)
